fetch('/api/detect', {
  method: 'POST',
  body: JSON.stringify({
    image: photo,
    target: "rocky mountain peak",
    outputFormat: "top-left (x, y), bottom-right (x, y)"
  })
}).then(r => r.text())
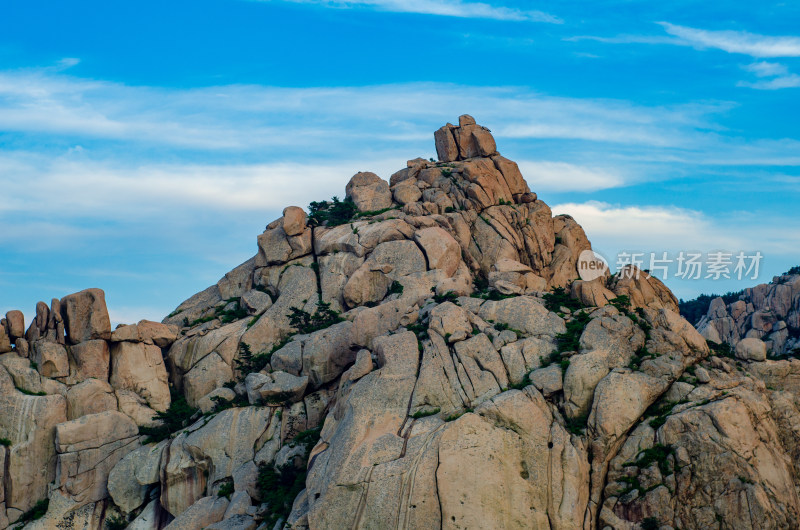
top-left (2, 118), bottom-right (800, 530)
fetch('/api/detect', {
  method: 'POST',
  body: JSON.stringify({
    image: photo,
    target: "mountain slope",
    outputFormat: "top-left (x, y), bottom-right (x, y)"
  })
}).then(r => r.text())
top-left (1, 117), bottom-right (800, 530)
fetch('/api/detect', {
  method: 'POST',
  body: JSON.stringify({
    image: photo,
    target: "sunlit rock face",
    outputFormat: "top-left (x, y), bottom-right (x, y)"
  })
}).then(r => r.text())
top-left (3, 116), bottom-right (800, 530)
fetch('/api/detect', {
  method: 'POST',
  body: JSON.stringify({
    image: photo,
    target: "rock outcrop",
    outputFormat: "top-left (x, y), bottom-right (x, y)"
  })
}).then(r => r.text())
top-left (0, 288), bottom-right (178, 527)
top-left (4, 116), bottom-right (800, 530)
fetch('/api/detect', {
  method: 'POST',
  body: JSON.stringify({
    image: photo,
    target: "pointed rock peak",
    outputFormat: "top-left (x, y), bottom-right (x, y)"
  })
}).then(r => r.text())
top-left (434, 115), bottom-right (497, 162)
top-left (458, 114), bottom-right (476, 127)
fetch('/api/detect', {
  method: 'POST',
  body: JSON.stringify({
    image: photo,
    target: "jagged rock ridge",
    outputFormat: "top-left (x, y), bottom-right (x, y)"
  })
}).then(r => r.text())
top-left (696, 269), bottom-right (800, 358)
top-left (1, 116), bottom-right (800, 530)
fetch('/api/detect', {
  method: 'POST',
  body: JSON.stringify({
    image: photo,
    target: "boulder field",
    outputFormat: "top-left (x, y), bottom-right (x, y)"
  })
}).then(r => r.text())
top-left (2, 116), bottom-right (800, 529)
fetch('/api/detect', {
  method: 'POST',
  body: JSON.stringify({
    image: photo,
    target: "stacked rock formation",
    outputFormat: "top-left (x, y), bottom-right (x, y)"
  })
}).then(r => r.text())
top-left (0, 290), bottom-right (178, 528)
top-left (696, 269), bottom-right (800, 359)
top-left (3, 116), bottom-right (800, 530)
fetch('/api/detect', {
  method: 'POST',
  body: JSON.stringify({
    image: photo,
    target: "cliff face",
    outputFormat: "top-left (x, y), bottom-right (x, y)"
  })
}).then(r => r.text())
top-left (3, 117), bottom-right (800, 530)
top-left (696, 270), bottom-right (800, 357)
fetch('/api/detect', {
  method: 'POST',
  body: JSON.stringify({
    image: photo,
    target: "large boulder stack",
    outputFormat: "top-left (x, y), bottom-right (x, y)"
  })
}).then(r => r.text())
top-left (7, 116), bottom-right (800, 530)
top-left (0, 290), bottom-right (178, 526)
top-left (697, 270), bottom-right (800, 356)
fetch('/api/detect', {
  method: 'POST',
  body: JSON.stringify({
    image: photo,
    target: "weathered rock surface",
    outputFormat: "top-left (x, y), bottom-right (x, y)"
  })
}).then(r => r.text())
top-left (9, 117), bottom-right (800, 530)
top-left (696, 270), bottom-right (800, 356)
top-left (110, 341), bottom-right (171, 412)
top-left (60, 288), bottom-right (112, 344)
top-left (345, 171), bottom-right (392, 212)
top-left (54, 411), bottom-right (140, 506)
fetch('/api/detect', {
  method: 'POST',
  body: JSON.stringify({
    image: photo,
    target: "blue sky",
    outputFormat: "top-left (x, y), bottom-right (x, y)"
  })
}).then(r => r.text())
top-left (1, 0), bottom-right (799, 325)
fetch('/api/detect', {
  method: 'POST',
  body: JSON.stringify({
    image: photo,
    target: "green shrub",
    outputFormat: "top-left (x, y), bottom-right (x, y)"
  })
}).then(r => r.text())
top-left (257, 463), bottom-right (306, 527)
top-left (433, 291), bottom-right (460, 305)
top-left (106, 514), bottom-right (128, 530)
top-left (543, 287), bottom-right (582, 312)
top-left (565, 413), bottom-right (588, 435)
top-left (471, 289), bottom-right (515, 301)
top-left (387, 281), bottom-right (404, 296)
top-left (218, 479), bottom-right (234, 499)
top-left (16, 498), bottom-right (49, 524)
top-left (0, 438), bottom-right (10, 447)
top-left (355, 206), bottom-right (394, 218)
top-left (554, 311), bottom-right (591, 353)
top-left (188, 314), bottom-right (216, 327)
top-left (629, 444), bottom-right (672, 475)
top-left (219, 299), bottom-right (248, 324)
top-left (289, 301), bottom-right (344, 334)
top-left (641, 517), bottom-right (660, 530)
top-left (257, 427), bottom-right (321, 526)
top-left (539, 350), bottom-right (561, 368)
top-left (628, 345), bottom-right (656, 370)
top-left (617, 475), bottom-right (641, 495)
top-left (16, 387), bottom-right (46, 396)
top-left (307, 196), bottom-right (357, 227)
top-left (291, 426), bottom-right (322, 454)
top-left (208, 393), bottom-right (249, 414)
top-left (508, 372), bottom-right (531, 391)
top-left (493, 322), bottom-right (524, 336)
top-left (139, 389), bottom-right (198, 443)
top-left (235, 341), bottom-right (282, 375)
top-left (707, 339), bottom-right (734, 358)
top-left (411, 408), bottom-right (440, 419)
top-left (444, 408), bottom-right (473, 422)
top-left (406, 321), bottom-right (429, 340)
top-left (645, 400), bottom-right (681, 429)
top-left (470, 275), bottom-right (515, 301)
top-left (608, 295), bottom-right (631, 313)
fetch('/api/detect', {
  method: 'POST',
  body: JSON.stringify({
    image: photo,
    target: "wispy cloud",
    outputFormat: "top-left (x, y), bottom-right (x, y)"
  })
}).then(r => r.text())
top-left (743, 61), bottom-right (788, 77)
top-left (565, 34), bottom-right (677, 46)
top-left (255, 0), bottom-right (561, 22)
top-left (552, 201), bottom-right (743, 252)
top-left (738, 61), bottom-right (800, 90)
top-left (552, 200), bottom-right (800, 256)
top-left (517, 161), bottom-right (626, 192)
top-left (0, 67), bottom-right (731, 157)
top-left (0, 154), bottom-right (401, 221)
top-left (739, 74), bottom-right (800, 90)
top-left (570, 23), bottom-right (800, 90)
top-left (659, 22), bottom-right (800, 58)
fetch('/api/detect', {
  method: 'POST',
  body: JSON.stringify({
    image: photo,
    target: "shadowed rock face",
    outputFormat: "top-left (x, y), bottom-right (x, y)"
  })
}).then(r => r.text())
top-left (696, 271), bottom-right (800, 356)
top-left (3, 116), bottom-right (800, 530)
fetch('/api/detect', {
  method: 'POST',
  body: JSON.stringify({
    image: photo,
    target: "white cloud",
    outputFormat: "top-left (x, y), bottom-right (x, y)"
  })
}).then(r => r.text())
top-left (565, 34), bottom-right (678, 46)
top-left (738, 61), bottom-right (800, 90)
top-left (551, 201), bottom-right (743, 253)
top-left (0, 69), bottom-right (731, 157)
top-left (739, 74), bottom-right (800, 90)
top-left (0, 154), bottom-right (402, 221)
top-left (54, 58), bottom-right (81, 71)
top-left (516, 161), bottom-right (626, 192)
top-left (259, 0), bottom-right (560, 22)
top-left (659, 22), bottom-right (800, 58)
top-left (551, 201), bottom-right (800, 259)
top-left (743, 61), bottom-right (788, 77)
